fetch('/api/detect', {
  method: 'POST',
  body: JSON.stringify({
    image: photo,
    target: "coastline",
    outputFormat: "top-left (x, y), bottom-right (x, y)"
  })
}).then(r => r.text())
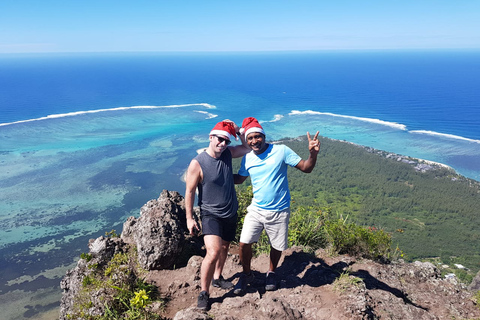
top-left (277, 136), bottom-right (458, 176)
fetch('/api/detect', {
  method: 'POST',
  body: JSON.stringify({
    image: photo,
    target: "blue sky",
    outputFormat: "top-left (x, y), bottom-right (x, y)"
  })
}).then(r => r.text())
top-left (1, 0), bottom-right (479, 53)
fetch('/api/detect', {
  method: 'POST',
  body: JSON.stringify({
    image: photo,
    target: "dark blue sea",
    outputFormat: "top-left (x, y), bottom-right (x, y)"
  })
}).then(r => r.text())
top-left (1, 50), bottom-right (479, 319)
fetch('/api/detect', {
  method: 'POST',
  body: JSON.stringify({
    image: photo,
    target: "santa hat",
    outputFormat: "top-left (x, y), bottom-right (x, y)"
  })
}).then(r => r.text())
top-left (239, 117), bottom-right (265, 137)
top-left (210, 121), bottom-right (238, 141)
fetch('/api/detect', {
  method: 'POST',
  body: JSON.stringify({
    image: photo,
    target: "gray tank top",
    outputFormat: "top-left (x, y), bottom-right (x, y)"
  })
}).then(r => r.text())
top-left (195, 148), bottom-right (238, 219)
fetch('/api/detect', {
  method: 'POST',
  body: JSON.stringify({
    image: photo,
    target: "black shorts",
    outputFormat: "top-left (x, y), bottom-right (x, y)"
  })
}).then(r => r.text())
top-left (201, 214), bottom-right (238, 242)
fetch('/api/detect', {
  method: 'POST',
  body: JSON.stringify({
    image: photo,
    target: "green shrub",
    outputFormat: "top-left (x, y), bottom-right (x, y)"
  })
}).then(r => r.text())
top-left (235, 186), bottom-right (253, 240)
top-left (333, 271), bottom-right (364, 293)
top-left (105, 229), bottom-right (119, 238)
top-left (288, 206), bottom-right (328, 250)
top-left (474, 290), bottom-right (480, 310)
top-left (80, 252), bottom-right (93, 262)
top-left (323, 213), bottom-right (393, 261)
top-left (82, 276), bottom-right (94, 287)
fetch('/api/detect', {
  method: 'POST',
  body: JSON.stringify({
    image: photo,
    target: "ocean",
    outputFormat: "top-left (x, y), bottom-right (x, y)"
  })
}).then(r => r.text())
top-left (1, 50), bottom-right (479, 319)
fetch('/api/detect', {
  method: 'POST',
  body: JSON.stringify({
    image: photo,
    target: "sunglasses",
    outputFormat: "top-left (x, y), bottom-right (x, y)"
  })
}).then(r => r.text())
top-left (213, 135), bottom-right (231, 145)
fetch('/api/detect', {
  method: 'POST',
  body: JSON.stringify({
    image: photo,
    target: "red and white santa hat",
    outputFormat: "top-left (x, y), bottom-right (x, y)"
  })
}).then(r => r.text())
top-left (210, 121), bottom-right (238, 141)
top-left (239, 117), bottom-right (265, 137)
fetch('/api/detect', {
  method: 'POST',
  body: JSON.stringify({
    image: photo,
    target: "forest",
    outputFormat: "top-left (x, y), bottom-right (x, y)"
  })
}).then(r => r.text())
top-left (233, 135), bottom-right (480, 274)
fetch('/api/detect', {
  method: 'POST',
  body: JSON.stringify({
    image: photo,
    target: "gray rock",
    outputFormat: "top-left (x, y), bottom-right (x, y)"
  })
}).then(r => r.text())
top-left (174, 307), bottom-right (213, 320)
top-left (468, 270), bottom-right (480, 291)
top-left (121, 189), bottom-right (190, 270)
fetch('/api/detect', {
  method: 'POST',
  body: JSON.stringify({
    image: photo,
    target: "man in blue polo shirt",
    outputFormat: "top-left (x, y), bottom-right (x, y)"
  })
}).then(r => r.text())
top-left (233, 117), bottom-right (320, 295)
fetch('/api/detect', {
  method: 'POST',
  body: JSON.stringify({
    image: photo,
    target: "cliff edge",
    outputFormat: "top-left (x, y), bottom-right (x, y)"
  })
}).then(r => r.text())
top-left (60, 190), bottom-right (480, 320)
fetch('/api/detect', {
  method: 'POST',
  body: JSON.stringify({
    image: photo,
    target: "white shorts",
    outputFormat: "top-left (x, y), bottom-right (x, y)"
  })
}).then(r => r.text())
top-left (239, 205), bottom-right (291, 251)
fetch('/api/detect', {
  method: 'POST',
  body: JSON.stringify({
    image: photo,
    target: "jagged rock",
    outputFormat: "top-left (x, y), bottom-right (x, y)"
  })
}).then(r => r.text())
top-left (173, 307), bottom-right (213, 320)
top-left (257, 297), bottom-right (304, 319)
top-left (59, 190), bottom-right (198, 319)
top-left (469, 270), bottom-right (480, 291)
top-left (59, 236), bottom-right (126, 319)
top-left (121, 189), bottom-right (190, 270)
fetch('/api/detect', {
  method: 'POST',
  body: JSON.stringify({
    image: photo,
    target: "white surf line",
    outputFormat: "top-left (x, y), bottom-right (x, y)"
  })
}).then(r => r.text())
top-left (289, 110), bottom-right (408, 131)
top-left (0, 103), bottom-right (217, 127)
top-left (260, 114), bottom-right (284, 123)
top-left (194, 110), bottom-right (218, 119)
top-left (410, 130), bottom-right (480, 144)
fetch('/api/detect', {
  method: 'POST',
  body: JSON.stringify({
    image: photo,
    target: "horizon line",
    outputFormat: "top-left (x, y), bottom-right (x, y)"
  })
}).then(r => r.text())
top-left (1, 47), bottom-right (480, 56)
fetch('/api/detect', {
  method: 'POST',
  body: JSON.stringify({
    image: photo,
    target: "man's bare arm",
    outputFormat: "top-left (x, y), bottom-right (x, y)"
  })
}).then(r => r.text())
top-left (234, 174), bottom-right (248, 185)
top-left (185, 159), bottom-right (202, 235)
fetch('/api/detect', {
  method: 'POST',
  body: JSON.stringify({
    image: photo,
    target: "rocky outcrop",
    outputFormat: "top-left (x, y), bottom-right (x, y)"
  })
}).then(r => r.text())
top-left (469, 270), bottom-right (480, 291)
top-left (60, 190), bottom-right (480, 320)
top-left (59, 190), bottom-right (201, 319)
top-left (60, 236), bottom-right (128, 318)
top-left (121, 189), bottom-right (191, 270)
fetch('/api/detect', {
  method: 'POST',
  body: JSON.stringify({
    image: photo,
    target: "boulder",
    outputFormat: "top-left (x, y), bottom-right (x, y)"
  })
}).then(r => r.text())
top-left (469, 270), bottom-right (480, 291)
top-left (121, 189), bottom-right (192, 270)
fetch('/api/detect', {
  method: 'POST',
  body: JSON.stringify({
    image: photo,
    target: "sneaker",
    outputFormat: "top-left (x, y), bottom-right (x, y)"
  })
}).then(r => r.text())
top-left (265, 272), bottom-right (277, 291)
top-left (233, 272), bottom-right (255, 296)
top-left (197, 290), bottom-right (209, 311)
top-left (212, 275), bottom-right (234, 290)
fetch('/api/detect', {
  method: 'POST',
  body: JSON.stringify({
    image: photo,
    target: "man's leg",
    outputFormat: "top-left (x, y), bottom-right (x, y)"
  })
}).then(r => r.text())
top-left (234, 242), bottom-right (255, 295)
top-left (211, 240), bottom-right (235, 289)
top-left (264, 246), bottom-right (282, 291)
top-left (213, 240), bottom-right (230, 279)
top-left (234, 206), bottom-right (262, 295)
top-left (201, 235), bottom-right (223, 293)
top-left (263, 208), bottom-right (290, 292)
top-left (269, 246), bottom-right (282, 272)
top-left (239, 242), bottom-right (253, 274)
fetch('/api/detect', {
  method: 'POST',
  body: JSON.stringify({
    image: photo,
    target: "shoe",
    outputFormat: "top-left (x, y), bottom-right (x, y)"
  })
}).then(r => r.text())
top-left (212, 275), bottom-right (234, 290)
top-left (197, 290), bottom-right (209, 311)
top-left (233, 272), bottom-right (255, 296)
top-left (265, 272), bottom-right (277, 291)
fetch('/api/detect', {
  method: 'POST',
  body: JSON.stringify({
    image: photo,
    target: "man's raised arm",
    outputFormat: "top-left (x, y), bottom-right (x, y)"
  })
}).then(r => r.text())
top-left (295, 131), bottom-right (320, 173)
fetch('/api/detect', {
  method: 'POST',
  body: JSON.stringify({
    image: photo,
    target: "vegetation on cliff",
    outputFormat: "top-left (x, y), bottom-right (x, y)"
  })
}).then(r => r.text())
top-left (66, 235), bottom-right (164, 320)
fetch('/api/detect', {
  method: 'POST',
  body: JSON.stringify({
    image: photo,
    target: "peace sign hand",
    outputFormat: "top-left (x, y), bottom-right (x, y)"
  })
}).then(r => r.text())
top-left (307, 131), bottom-right (320, 154)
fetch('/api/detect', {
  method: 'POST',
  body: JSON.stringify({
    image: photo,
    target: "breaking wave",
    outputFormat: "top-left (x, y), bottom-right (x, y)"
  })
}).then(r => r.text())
top-left (0, 103), bottom-right (216, 127)
top-left (289, 110), bottom-right (408, 131)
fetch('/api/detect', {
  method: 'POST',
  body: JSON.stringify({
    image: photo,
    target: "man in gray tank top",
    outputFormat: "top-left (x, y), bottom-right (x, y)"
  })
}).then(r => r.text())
top-left (185, 120), bottom-right (249, 310)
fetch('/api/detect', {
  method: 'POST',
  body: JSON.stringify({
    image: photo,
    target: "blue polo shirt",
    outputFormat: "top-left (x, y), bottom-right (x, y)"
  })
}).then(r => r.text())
top-left (238, 144), bottom-right (301, 211)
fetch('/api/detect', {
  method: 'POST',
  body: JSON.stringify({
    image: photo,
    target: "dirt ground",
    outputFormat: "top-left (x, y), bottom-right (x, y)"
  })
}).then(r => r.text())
top-left (145, 246), bottom-right (480, 320)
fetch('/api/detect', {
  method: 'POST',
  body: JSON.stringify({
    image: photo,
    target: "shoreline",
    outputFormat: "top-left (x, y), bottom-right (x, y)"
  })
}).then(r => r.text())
top-left (277, 135), bottom-right (458, 175)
